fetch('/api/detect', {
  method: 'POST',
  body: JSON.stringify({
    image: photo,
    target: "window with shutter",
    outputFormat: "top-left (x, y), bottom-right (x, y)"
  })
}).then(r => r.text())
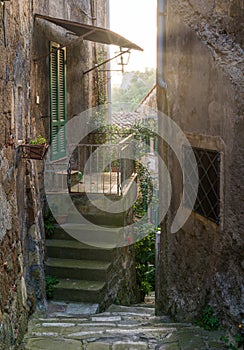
top-left (50, 42), bottom-right (67, 160)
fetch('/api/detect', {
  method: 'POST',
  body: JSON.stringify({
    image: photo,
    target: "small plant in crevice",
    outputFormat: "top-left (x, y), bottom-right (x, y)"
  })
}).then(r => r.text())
top-left (194, 305), bottom-right (220, 331)
top-left (45, 275), bottom-right (59, 299)
top-left (44, 208), bottom-right (56, 238)
top-left (220, 326), bottom-right (244, 350)
top-left (134, 227), bottom-right (156, 298)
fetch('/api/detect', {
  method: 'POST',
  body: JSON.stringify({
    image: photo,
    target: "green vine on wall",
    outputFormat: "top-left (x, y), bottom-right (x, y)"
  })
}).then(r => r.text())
top-left (95, 49), bottom-right (108, 106)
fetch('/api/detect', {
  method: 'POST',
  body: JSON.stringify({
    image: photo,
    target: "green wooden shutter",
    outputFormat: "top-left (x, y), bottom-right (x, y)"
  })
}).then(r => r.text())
top-left (50, 42), bottom-right (67, 160)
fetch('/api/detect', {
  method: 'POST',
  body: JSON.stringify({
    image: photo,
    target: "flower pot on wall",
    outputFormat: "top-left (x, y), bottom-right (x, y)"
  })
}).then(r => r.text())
top-left (20, 143), bottom-right (49, 160)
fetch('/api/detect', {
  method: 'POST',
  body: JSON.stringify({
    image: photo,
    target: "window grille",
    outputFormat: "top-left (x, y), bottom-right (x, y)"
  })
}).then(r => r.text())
top-left (183, 146), bottom-right (221, 224)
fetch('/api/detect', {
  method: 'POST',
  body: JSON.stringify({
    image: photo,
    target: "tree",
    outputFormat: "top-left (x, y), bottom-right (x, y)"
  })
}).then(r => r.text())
top-left (112, 68), bottom-right (156, 111)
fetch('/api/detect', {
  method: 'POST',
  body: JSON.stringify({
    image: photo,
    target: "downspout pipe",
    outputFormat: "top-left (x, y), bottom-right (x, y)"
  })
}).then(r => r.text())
top-left (106, 0), bottom-right (112, 123)
top-left (157, 0), bottom-right (167, 90)
top-left (155, 0), bottom-right (169, 316)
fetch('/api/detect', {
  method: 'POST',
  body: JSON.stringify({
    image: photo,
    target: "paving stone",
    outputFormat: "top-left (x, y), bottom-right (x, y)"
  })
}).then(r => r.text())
top-left (66, 303), bottom-right (99, 315)
top-left (208, 340), bottom-right (226, 349)
top-left (112, 341), bottom-right (148, 349)
top-left (86, 342), bottom-right (111, 349)
top-left (25, 337), bottom-right (82, 350)
top-left (91, 316), bottom-right (122, 322)
top-left (67, 330), bottom-right (105, 338)
top-left (22, 303), bottom-right (226, 350)
top-left (159, 343), bottom-right (179, 350)
top-left (42, 322), bottom-right (76, 327)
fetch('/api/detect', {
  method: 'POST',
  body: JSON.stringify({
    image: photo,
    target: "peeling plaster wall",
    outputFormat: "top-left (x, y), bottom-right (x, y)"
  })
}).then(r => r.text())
top-left (156, 0), bottom-right (243, 328)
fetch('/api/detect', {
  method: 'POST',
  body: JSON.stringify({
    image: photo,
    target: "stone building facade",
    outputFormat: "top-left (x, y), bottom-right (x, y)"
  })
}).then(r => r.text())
top-left (0, 0), bottom-right (109, 348)
top-left (156, 0), bottom-right (243, 328)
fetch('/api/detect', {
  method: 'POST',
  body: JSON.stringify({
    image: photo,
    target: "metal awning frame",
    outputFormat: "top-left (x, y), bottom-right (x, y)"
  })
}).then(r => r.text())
top-left (83, 48), bottom-right (130, 75)
top-left (35, 14), bottom-right (143, 51)
top-left (33, 28), bottom-right (97, 62)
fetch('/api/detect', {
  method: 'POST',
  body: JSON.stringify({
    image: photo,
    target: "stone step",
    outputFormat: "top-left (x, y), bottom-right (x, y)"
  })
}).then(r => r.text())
top-left (46, 258), bottom-right (111, 281)
top-left (51, 225), bottom-right (77, 240)
top-left (53, 279), bottom-right (106, 303)
top-left (46, 239), bottom-right (115, 261)
top-left (51, 223), bottom-right (121, 248)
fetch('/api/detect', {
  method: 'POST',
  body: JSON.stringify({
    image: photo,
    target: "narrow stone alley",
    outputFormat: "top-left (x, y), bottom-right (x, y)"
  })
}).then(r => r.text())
top-left (21, 301), bottom-right (226, 350)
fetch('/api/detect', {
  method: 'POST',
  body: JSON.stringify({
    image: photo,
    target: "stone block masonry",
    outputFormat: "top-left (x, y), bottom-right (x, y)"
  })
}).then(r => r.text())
top-left (0, 0), bottom-right (112, 348)
top-left (0, 147), bottom-right (46, 348)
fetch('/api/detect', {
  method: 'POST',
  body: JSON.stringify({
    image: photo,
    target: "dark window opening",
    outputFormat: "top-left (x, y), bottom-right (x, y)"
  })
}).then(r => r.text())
top-left (183, 146), bottom-right (221, 224)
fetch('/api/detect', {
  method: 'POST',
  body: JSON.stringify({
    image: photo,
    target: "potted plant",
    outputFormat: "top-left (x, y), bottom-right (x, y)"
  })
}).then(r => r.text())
top-left (21, 135), bottom-right (48, 160)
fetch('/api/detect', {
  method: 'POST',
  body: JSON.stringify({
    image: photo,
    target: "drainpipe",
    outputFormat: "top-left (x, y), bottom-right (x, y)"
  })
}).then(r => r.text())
top-left (106, 0), bottom-right (112, 122)
top-left (155, 0), bottom-right (169, 316)
top-left (157, 0), bottom-right (167, 90)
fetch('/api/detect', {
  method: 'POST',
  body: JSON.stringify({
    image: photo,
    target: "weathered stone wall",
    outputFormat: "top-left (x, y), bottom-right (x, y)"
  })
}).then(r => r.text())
top-left (0, 1), bottom-right (47, 348)
top-left (156, 0), bottom-right (243, 328)
top-left (32, 0), bottom-right (108, 136)
top-left (102, 245), bottom-right (140, 311)
top-left (0, 0), bottom-right (108, 348)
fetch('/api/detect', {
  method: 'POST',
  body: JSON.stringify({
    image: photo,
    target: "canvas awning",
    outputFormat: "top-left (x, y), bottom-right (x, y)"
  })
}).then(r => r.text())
top-left (35, 14), bottom-right (143, 51)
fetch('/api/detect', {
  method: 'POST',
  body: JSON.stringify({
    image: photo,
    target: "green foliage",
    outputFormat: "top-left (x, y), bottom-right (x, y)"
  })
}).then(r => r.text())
top-left (135, 228), bottom-right (156, 296)
top-left (194, 305), bottom-right (220, 331)
top-left (129, 120), bottom-right (158, 158)
top-left (95, 49), bottom-right (108, 106)
top-left (45, 275), bottom-right (59, 299)
top-left (29, 134), bottom-right (46, 145)
top-left (90, 113), bottom-right (124, 143)
top-left (44, 208), bottom-right (56, 238)
top-left (133, 162), bottom-right (153, 217)
top-left (112, 69), bottom-right (156, 111)
top-left (221, 332), bottom-right (244, 349)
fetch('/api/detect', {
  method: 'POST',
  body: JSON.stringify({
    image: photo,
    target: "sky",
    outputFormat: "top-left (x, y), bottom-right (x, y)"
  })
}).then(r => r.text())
top-left (109, 0), bottom-right (157, 84)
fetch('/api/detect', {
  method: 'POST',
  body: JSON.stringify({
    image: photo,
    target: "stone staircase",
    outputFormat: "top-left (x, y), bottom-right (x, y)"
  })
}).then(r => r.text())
top-left (45, 226), bottom-right (117, 309)
top-left (45, 181), bottom-right (138, 310)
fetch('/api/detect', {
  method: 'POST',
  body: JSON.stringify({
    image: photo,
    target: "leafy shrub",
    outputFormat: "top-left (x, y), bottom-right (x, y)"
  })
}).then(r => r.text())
top-left (44, 208), bottom-right (56, 238)
top-left (221, 332), bottom-right (244, 349)
top-left (135, 228), bottom-right (156, 297)
top-left (194, 305), bottom-right (220, 331)
top-left (133, 162), bottom-right (153, 217)
top-left (29, 134), bottom-right (46, 145)
top-left (45, 275), bottom-right (59, 299)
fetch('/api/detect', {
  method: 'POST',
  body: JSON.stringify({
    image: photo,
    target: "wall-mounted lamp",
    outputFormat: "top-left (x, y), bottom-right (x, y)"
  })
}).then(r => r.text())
top-left (115, 47), bottom-right (131, 74)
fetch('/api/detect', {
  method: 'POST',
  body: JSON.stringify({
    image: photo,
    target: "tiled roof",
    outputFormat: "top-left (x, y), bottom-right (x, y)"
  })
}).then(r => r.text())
top-left (112, 111), bottom-right (142, 128)
top-left (112, 85), bottom-right (157, 128)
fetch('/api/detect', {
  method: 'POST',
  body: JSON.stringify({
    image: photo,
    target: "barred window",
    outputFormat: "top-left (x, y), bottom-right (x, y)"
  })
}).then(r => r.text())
top-left (183, 146), bottom-right (221, 224)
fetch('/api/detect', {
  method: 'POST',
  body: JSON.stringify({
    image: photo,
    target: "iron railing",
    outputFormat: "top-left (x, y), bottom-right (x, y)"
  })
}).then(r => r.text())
top-left (45, 134), bottom-right (136, 196)
top-left (68, 134), bottom-right (135, 195)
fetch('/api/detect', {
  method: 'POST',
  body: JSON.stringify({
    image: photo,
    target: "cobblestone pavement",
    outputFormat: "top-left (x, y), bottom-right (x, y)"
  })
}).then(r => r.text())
top-left (21, 302), bottom-right (226, 349)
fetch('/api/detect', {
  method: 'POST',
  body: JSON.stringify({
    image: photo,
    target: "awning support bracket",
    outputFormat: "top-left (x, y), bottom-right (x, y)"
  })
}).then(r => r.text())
top-left (83, 49), bottom-right (130, 75)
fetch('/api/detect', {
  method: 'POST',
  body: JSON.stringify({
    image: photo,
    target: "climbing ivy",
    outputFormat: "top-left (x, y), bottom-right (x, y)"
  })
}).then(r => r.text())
top-left (133, 161), bottom-right (153, 217)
